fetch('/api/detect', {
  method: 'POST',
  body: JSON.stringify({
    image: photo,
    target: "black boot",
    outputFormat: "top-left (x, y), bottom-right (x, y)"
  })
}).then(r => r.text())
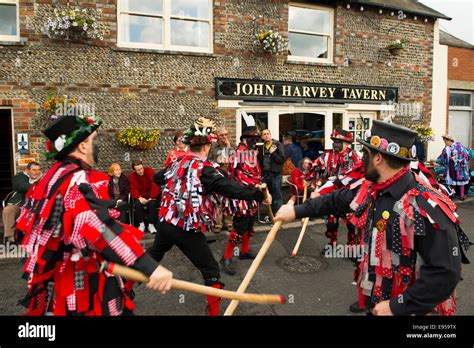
top-left (239, 252), bottom-right (256, 260)
top-left (349, 301), bottom-right (365, 313)
top-left (220, 257), bottom-right (236, 275)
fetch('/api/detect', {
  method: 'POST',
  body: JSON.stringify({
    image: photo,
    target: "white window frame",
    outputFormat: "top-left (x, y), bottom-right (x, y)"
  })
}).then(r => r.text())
top-left (449, 90), bottom-right (472, 111)
top-left (0, 0), bottom-right (20, 42)
top-left (117, 0), bottom-right (213, 54)
top-left (287, 3), bottom-right (334, 64)
top-left (449, 90), bottom-right (473, 148)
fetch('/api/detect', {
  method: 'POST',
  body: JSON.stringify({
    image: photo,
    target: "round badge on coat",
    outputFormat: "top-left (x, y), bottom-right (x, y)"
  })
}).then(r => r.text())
top-left (382, 211), bottom-right (390, 220)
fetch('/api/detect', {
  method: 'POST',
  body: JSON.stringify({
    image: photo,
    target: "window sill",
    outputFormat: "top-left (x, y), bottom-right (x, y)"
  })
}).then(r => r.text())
top-left (113, 46), bottom-right (217, 58)
top-left (286, 59), bottom-right (337, 67)
top-left (0, 40), bottom-right (26, 46)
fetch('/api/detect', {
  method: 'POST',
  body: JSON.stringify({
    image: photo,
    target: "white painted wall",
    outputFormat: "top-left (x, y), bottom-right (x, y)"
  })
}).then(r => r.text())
top-left (428, 20), bottom-right (448, 161)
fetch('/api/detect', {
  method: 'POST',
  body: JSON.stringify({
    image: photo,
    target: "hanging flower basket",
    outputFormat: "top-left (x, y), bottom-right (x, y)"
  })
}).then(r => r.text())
top-left (385, 38), bottom-right (408, 56)
top-left (43, 93), bottom-right (78, 119)
top-left (253, 30), bottom-right (288, 54)
top-left (42, 6), bottom-right (106, 41)
top-left (412, 125), bottom-right (435, 143)
top-left (388, 47), bottom-right (403, 56)
top-left (118, 128), bottom-right (161, 150)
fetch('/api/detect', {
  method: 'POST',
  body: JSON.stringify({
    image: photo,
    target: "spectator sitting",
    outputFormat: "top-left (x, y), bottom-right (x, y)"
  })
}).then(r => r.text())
top-left (283, 134), bottom-right (303, 167)
top-left (163, 132), bottom-right (189, 167)
top-left (290, 157), bottom-right (312, 196)
top-left (2, 161), bottom-right (42, 243)
top-left (129, 160), bottom-right (160, 233)
top-left (108, 163), bottom-right (130, 223)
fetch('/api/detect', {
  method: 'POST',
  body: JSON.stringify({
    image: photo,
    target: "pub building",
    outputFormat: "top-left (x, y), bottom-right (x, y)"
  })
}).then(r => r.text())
top-left (0, 0), bottom-right (451, 200)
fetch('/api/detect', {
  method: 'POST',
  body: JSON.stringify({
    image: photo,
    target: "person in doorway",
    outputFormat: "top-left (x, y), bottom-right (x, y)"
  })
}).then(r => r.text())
top-left (261, 128), bottom-right (285, 214)
top-left (283, 134), bottom-right (303, 167)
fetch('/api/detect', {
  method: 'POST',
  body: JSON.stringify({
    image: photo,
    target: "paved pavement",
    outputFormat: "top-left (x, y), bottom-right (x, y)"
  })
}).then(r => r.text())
top-left (1, 200), bottom-right (473, 316)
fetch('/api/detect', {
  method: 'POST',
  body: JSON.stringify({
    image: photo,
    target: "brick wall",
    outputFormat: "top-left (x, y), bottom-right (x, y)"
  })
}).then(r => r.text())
top-left (448, 46), bottom-right (474, 81)
top-left (0, 0), bottom-right (436, 172)
top-left (447, 46), bottom-right (474, 151)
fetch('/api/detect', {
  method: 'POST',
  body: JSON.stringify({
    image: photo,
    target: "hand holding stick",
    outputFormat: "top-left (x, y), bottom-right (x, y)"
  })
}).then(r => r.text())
top-left (100, 261), bottom-right (285, 305)
top-left (257, 183), bottom-right (274, 223)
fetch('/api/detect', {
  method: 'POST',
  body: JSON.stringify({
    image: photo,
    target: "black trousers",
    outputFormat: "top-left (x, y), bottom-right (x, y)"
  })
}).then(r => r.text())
top-left (133, 199), bottom-right (158, 225)
top-left (115, 203), bottom-right (129, 224)
top-left (233, 214), bottom-right (255, 236)
top-left (147, 221), bottom-right (220, 286)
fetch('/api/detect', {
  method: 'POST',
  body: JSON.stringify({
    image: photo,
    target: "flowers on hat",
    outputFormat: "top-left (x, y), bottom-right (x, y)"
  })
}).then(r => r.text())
top-left (44, 114), bottom-right (102, 160)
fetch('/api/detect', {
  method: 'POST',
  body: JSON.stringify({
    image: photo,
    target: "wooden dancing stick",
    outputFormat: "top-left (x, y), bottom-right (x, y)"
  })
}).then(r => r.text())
top-left (259, 183), bottom-right (274, 223)
top-left (291, 182), bottom-right (322, 257)
top-left (223, 198), bottom-right (295, 316)
top-left (100, 261), bottom-right (285, 305)
top-left (292, 185), bottom-right (310, 257)
top-left (302, 184), bottom-right (308, 203)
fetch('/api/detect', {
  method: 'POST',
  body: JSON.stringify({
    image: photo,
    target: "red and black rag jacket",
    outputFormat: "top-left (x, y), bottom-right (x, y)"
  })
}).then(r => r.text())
top-left (16, 156), bottom-right (158, 316)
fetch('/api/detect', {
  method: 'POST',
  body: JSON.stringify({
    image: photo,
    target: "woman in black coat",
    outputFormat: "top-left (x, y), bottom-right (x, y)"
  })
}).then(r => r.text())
top-left (108, 163), bottom-right (130, 223)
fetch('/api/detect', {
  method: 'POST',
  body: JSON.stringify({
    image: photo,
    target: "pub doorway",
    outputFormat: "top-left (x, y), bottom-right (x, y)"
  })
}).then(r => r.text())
top-left (279, 112), bottom-right (325, 160)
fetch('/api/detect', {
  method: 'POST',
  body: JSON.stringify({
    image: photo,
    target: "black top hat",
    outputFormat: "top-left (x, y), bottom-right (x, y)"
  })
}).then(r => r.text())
top-left (43, 114), bottom-right (102, 160)
top-left (241, 125), bottom-right (260, 138)
top-left (358, 120), bottom-right (417, 161)
top-left (181, 117), bottom-right (217, 146)
top-left (330, 129), bottom-right (353, 143)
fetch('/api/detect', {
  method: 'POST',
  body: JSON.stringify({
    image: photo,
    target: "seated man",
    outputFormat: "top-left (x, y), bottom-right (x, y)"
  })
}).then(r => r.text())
top-left (129, 160), bottom-right (160, 234)
top-left (289, 157), bottom-right (312, 197)
top-left (2, 161), bottom-right (42, 243)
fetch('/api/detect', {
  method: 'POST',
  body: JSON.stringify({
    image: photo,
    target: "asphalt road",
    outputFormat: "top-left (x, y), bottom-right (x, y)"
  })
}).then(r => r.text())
top-left (1, 201), bottom-right (473, 316)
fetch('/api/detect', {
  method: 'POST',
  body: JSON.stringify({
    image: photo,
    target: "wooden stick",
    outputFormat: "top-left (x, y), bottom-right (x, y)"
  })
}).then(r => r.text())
top-left (261, 184), bottom-right (274, 223)
top-left (302, 185), bottom-right (308, 203)
top-left (292, 185), bottom-right (310, 257)
top-left (101, 261), bottom-right (285, 305)
top-left (291, 217), bottom-right (310, 257)
top-left (223, 198), bottom-right (295, 316)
